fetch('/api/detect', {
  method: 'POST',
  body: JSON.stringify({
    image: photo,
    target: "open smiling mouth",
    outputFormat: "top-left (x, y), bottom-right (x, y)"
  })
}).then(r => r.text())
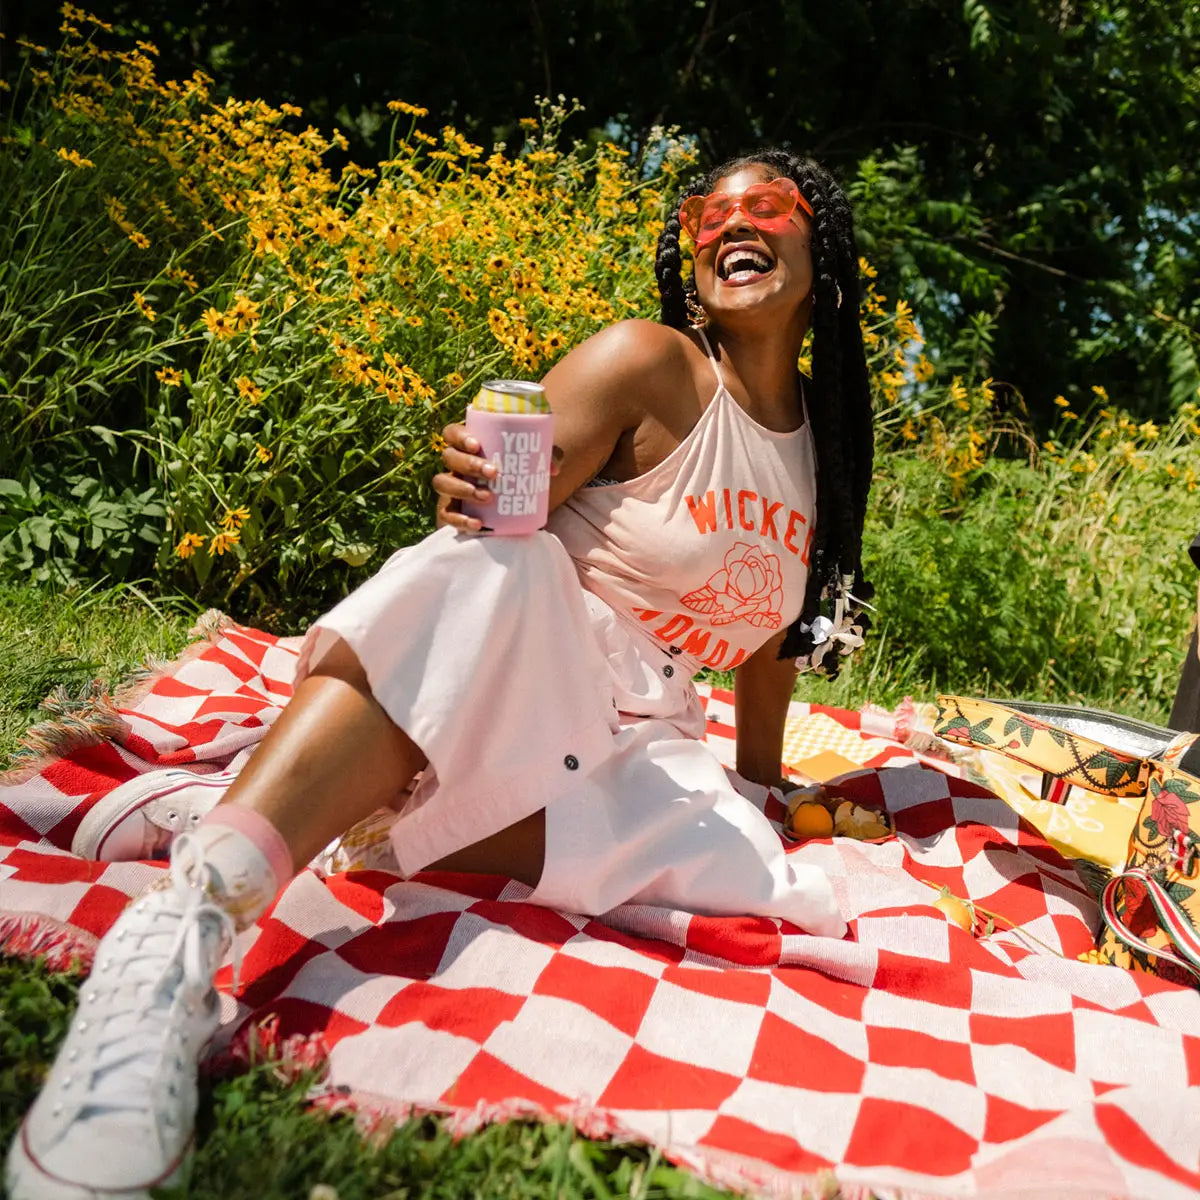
top-left (717, 247), bottom-right (776, 285)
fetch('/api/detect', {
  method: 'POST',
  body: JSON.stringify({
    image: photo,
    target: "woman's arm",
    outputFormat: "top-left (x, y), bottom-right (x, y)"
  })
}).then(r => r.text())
top-left (434, 320), bottom-right (686, 531)
top-left (733, 629), bottom-right (799, 790)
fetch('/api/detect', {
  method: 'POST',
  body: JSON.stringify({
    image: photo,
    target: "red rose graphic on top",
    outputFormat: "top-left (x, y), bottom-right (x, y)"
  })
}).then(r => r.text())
top-left (681, 542), bottom-right (784, 628)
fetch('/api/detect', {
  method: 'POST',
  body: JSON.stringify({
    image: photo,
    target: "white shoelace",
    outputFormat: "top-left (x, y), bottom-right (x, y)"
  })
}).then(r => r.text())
top-left (66, 849), bottom-right (240, 1116)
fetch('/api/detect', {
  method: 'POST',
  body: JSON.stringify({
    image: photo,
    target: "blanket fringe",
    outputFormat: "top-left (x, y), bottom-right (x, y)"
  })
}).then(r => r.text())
top-left (189, 607), bottom-right (237, 642)
top-left (206, 1012), bottom-right (331, 1086)
top-left (212, 1017), bottom-right (960, 1200)
top-left (0, 913), bottom-right (96, 972)
top-left (111, 609), bottom-right (236, 708)
top-left (2, 681), bottom-right (130, 784)
top-left (2, 609), bottom-right (238, 781)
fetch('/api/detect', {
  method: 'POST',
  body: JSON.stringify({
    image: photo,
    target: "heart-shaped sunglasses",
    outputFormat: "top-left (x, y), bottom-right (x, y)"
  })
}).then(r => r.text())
top-left (679, 177), bottom-right (813, 249)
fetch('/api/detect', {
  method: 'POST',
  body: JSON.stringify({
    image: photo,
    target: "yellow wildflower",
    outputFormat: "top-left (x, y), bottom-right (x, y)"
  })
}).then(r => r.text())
top-left (1053, 395), bottom-right (1070, 407)
top-left (155, 366), bottom-right (182, 386)
top-left (236, 376), bottom-right (263, 403)
top-left (249, 218), bottom-right (287, 257)
top-left (203, 307), bottom-right (236, 339)
top-left (133, 291), bottom-right (156, 322)
top-left (128, 230), bottom-right (150, 249)
top-left (379, 219), bottom-right (403, 255)
top-left (167, 266), bottom-right (199, 293)
top-left (232, 294), bottom-right (260, 328)
top-left (387, 99), bottom-right (429, 116)
top-left (406, 314), bottom-right (423, 327)
top-left (431, 433), bottom-right (446, 452)
top-left (255, 443), bottom-right (273, 464)
top-left (209, 529), bottom-right (241, 556)
top-left (56, 146), bottom-right (94, 169)
top-left (893, 299), bottom-right (917, 342)
top-left (221, 506), bottom-right (250, 530)
top-left (1138, 421), bottom-right (1159, 441)
top-left (308, 205), bottom-right (347, 245)
top-left (174, 532), bottom-right (204, 559)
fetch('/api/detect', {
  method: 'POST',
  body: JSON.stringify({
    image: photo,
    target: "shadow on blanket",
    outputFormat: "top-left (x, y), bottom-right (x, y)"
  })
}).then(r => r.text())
top-left (2, 621), bottom-right (1198, 1200)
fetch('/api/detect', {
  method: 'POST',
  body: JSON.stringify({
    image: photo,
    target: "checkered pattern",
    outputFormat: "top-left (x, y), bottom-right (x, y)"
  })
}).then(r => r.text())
top-left (3, 623), bottom-right (1199, 1200)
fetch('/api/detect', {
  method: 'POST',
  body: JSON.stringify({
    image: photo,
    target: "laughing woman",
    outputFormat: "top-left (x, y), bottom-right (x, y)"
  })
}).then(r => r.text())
top-left (8, 149), bottom-right (875, 1199)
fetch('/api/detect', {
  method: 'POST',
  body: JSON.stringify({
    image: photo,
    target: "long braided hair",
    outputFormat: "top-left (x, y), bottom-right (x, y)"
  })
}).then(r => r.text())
top-left (655, 150), bottom-right (874, 666)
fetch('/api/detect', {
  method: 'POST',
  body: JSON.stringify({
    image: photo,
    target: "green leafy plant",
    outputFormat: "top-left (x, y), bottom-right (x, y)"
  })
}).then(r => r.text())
top-left (0, 470), bottom-right (166, 584)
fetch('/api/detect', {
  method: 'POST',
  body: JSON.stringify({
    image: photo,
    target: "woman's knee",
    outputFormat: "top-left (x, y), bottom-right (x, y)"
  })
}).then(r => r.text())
top-left (308, 634), bottom-right (372, 694)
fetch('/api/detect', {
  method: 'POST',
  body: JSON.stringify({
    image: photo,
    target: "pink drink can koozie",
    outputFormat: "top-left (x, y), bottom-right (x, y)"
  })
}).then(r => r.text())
top-left (460, 380), bottom-right (554, 536)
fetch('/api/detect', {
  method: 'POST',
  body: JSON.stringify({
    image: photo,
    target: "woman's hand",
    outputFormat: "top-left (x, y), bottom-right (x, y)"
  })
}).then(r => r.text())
top-left (433, 423), bottom-right (498, 533)
top-left (433, 421), bottom-right (564, 532)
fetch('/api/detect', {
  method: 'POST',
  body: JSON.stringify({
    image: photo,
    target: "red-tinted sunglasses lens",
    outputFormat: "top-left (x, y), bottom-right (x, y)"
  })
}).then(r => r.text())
top-left (679, 179), bottom-right (809, 247)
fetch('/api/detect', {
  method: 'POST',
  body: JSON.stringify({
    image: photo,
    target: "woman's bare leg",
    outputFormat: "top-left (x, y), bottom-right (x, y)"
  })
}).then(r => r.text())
top-left (212, 636), bottom-right (421, 868)
top-left (429, 809), bottom-right (544, 888)
top-left (215, 635), bottom-right (545, 883)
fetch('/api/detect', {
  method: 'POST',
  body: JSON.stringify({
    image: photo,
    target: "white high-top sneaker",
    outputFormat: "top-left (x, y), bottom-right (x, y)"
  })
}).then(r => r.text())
top-left (72, 769), bottom-right (234, 862)
top-left (6, 837), bottom-right (236, 1199)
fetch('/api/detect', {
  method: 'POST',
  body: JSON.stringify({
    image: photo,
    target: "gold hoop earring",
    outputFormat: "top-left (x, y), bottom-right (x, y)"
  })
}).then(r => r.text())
top-left (685, 293), bottom-right (708, 329)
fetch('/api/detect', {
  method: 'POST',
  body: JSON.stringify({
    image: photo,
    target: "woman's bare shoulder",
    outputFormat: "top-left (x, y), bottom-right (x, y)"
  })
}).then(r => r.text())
top-left (566, 318), bottom-right (692, 374)
top-left (542, 320), bottom-right (699, 412)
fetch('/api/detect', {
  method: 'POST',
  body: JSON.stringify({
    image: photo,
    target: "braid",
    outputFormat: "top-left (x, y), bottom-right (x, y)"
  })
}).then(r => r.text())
top-left (654, 150), bottom-right (875, 664)
top-left (656, 178), bottom-right (704, 329)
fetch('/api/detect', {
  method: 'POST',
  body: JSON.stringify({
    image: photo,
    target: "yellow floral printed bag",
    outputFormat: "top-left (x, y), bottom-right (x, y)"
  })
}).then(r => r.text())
top-left (935, 696), bottom-right (1200, 988)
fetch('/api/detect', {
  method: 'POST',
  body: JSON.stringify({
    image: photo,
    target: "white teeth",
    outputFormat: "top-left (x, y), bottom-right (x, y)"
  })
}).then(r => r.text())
top-left (719, 249), bottom-right (773, 280)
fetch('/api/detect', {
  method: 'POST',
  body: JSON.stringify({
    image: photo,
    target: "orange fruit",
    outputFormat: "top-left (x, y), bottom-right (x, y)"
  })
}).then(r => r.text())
top-left (933, 894), bottom-right (975, 932)
top-left (786, 802), bottom-right (834, 840)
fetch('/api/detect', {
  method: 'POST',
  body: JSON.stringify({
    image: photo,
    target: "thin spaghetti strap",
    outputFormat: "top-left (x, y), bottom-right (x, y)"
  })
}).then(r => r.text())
top-left (695, 326), bottom-right (725, 390)
top-left (799, 374), bottom-right (812, 429)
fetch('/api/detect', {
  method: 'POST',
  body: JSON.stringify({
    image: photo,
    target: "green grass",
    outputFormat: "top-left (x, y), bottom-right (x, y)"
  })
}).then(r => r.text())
top-left (0, 580), bottom-right (198, 761)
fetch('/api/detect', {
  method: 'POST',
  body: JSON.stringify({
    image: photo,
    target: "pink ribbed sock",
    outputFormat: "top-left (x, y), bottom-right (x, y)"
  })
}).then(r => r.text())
top-left (184, 807), bottom-right (295, 929)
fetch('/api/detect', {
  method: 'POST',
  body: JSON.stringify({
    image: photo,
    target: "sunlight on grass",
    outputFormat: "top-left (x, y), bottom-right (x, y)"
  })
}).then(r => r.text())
top-left (0, 581), bottom-right (198, 762)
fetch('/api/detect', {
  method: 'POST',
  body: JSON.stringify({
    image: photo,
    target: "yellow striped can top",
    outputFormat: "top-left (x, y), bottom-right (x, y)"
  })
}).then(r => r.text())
top-left (472, 379), bottom-right (550, 414)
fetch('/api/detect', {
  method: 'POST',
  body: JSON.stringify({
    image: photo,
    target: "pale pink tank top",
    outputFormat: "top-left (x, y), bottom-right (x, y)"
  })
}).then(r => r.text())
top-left (547, 328), bottom-right (817, 676)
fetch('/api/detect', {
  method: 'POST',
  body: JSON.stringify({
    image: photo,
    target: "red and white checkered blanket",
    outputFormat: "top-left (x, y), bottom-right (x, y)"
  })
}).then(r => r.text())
top-left (2, 621), bottom-right (1198, 1200)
